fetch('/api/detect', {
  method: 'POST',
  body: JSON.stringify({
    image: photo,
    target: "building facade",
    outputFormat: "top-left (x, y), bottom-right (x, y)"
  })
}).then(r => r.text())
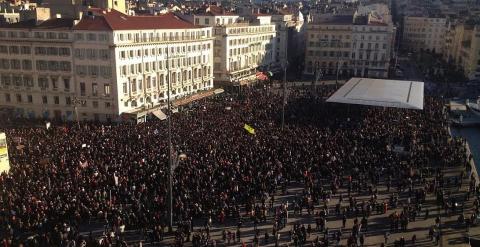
top-left (0, 19), bottom-right (75, 120)
top-left (0, 10), bottom-right (214, 122)
top-left (444, 19), bottom-right (480, 80)
top-left (271, 10), bottom-right (306, 75)
top-left (304, 15), bottom-right (353, 77)
top-left (402, 16), bottom-right (446, 53)
top-left (193, 6), bottom-right (277, 86)
top-left (351, 14), bottom-right (394, 78)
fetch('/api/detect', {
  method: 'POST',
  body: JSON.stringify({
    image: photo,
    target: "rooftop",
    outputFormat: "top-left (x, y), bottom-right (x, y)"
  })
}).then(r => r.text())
top-left (196, 5), bottom-right (237, 16)
top-left (74, 9), bottom-right (201, 31)
top-left (0, 18), bottom-right (75, 30)
top-left (314, 15), bottom-right (353, 25)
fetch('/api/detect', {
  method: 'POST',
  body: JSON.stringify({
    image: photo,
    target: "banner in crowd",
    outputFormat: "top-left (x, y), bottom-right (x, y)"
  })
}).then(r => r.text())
top-left (244, 124), bottom-right (255, 135)
top-left (0, 132), bottom-right (10, 174)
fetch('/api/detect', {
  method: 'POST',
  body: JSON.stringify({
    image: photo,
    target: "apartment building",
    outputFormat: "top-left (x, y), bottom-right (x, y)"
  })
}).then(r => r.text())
top-left (271, 10), bottom-right (305, 68)
top-left (193, 5), bottom-right (277, 86)
top-left (352, 14), bottom-right (394, 78)
top-left (444, 19), bottom-right (480, 80)
top-left (402, 16), bottom-right (446, 53)
top-left (304, 15), bottom-right (353, 77)
top-left (304, 5), bottom-right (394, 79)
top-left (0, 9), bottom-right (214, 122)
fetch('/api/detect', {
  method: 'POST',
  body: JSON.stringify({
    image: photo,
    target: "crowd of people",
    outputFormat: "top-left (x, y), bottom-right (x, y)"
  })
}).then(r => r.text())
top-left (0, 85), bottom-right (477, 246)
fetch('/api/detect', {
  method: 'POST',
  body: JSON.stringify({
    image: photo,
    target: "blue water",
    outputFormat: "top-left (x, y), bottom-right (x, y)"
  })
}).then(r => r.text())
top-left (451, 127), bottom-right (480, 170)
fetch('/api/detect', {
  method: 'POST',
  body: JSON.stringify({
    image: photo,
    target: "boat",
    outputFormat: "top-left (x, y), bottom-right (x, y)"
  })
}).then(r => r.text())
top-left (466, 97), bottom-right (480, 117)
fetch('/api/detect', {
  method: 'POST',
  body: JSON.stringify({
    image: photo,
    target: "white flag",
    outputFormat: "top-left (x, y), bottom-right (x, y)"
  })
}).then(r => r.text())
top-left (114, 174), bottom-right (119, 186)
top-left (46, 122), bottom-right (51, 130)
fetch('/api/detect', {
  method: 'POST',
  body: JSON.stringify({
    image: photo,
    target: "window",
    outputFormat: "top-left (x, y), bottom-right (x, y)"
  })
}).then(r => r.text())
top-left (87, 33), bottom-right (96, 41)
top-left (48, 61), bottom-right (58, 71)
top-left (76, 65), bottom-right (87, 76)
top-left (98, 34), bottom-right (108, 41)
top-left (92, 101), bottom-right (99, 108)
top-left (20, 46), bottom-right (30, 54)
top-left (99, 49), bottom-right (109, 60)
top-left (9, 46), bottom-right (19, 54)
top-left (0, 46), bottom-right (7, 53)
top-left (86, 49), bottom-right (97, 59)
top-left (13, 76), bottom-right (21, 87)
top-left (80, 82), bottom-right (86, 96)
top-left (16, 94), bottom-right (21, 103)
top-left (54, 96), bottom-right (59, 105)
top-left (46, 32), bottom-right (56, 39)
top-left (5, 93), bottom-right (10, 102)
top-left (59, 48), bottom-right (70, 56)
top-left (42, 96), bottom-right (48, 104)
top-left (75, 49), bottom-right (85, 59)
top-left (88, 66), bottom-right (98, 76)
top-left (63, 78), bottom-right (70, 91)
top-left (22, 60), bottom-right (32, 70)
top-left (34, 32), bottom-right (44, 39)
top-left (38, 77), bottom-right (48, 89)
top-left (66, 97), bottom-right (71, 105)
top-left (36, 60), bottom-right (47, 71)
top-left (105, 102), bottom-right (111, 108)
top-left (205, 18), bottom-right (210, 25)
top-left (92, 83), bottom-right (98, 96)
top-left (131, 80), bottom-right (137, 93)
top-left (24, 76), bottom-right (33, 87)
top-left (58, 33), bottom-right (69, 39)
top-left (100, 66), bottom-right (111, 78)
top-left (104, 84), bottom-right (111, 96)
top-left (10, 59), bottom-right (20, 69)
top-left (27, 95), bottom-right (32, 103)
top-left (51, 77), bottom-right (58, 90)
top-left (123, 83), bottom-right (127, 94)
top-left (74, 33), bottom-right (84, 40)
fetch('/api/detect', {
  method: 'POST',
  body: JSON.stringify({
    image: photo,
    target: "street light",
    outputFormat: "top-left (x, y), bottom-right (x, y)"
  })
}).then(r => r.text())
top-left (281, 40), bottom-right (288, 130)
top-left (166, 45), bottom-right (174, 233)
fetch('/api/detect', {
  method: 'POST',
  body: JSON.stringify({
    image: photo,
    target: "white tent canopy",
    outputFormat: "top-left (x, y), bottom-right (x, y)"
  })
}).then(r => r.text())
top-left (326, 78), bottom-right (424, 110)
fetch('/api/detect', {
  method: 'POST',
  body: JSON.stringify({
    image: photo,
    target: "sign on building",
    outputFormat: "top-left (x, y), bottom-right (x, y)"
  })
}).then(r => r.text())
top-left (0, 132), bottom-right (10, 174)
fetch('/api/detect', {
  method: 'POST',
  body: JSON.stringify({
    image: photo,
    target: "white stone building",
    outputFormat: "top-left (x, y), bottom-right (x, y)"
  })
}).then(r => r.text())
top-left (351, 13), bottom-right (395, 78)
top-left (193, 6), bottom-right (277, 86)
top-left (0, 9), bottom-right (214, 122)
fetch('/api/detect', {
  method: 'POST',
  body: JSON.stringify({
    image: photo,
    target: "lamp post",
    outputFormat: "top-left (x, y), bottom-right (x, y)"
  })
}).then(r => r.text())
top-left (281, 39), bottom-right (288, 130)
top-left (166, 45), bottom-right (173, 233)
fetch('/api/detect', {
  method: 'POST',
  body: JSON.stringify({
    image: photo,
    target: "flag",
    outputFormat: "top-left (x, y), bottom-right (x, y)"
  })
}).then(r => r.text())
top-left (46, 122), bottom-right (51, 130)
top-left (114, 173), bottom-right (119, 186)
top-left (244, 124), bottom-right (255, 135)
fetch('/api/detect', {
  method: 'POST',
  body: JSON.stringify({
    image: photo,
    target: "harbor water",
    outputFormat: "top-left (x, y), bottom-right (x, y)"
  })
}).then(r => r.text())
top-left (451, 127), bottom-right (480, 170)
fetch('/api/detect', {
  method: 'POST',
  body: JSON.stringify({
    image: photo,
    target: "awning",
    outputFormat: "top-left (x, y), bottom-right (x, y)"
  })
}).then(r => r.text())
top-left (152, 109), bottom-right (167, 120)
top-left (327, 77), bottom-right (424, 110)
top-left (256, 72), bottom-right (268, 81)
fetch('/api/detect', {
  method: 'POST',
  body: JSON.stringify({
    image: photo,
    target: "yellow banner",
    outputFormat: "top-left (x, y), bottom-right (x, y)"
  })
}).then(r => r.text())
top-left (0, 132), bottom-right (10, 174)
top-left (244, 124), bottom-right (255, 135)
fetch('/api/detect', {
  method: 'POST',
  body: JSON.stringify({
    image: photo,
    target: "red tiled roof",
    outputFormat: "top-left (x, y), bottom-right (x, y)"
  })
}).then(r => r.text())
top-left (75, 9), bottom-right (200, 31)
